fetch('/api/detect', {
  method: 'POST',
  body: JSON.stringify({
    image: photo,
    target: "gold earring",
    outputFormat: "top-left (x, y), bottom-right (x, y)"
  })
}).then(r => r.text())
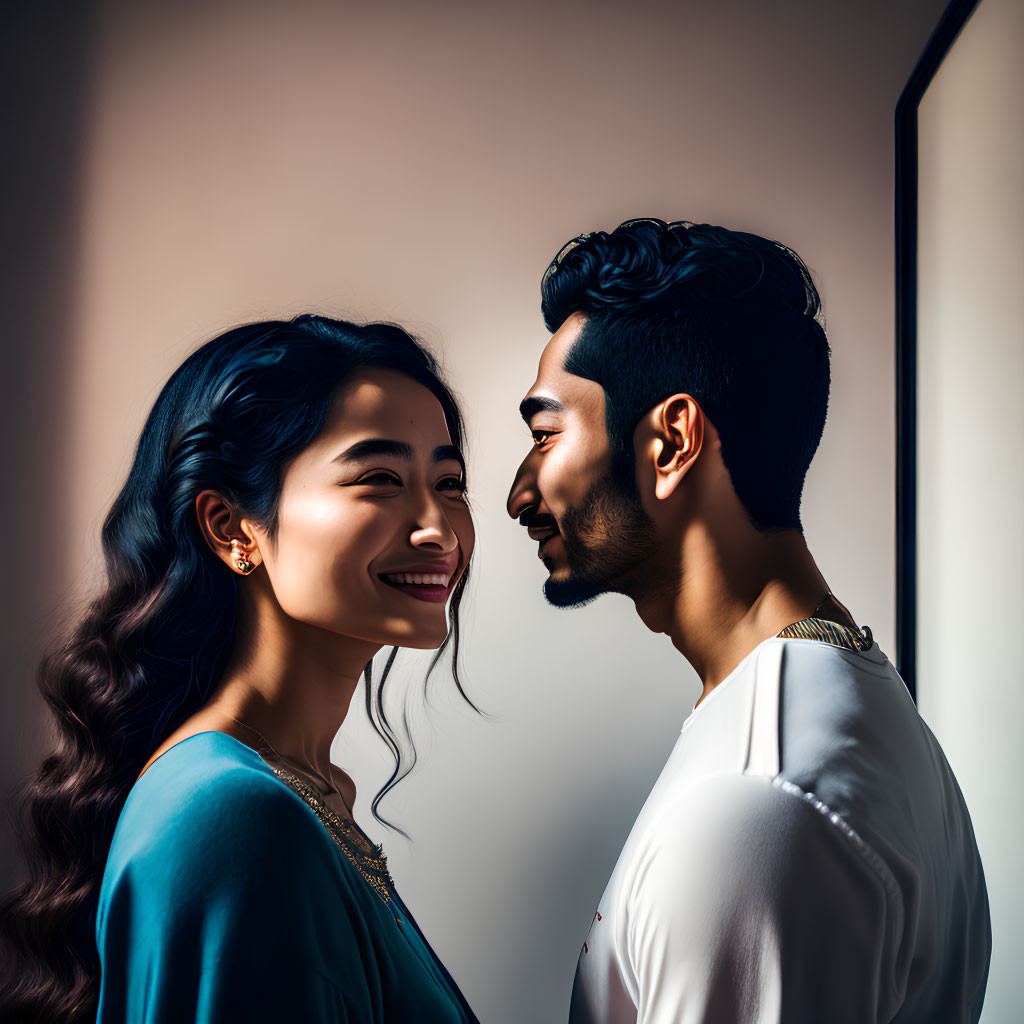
top-left (230, 539), bottom-right (256, 575)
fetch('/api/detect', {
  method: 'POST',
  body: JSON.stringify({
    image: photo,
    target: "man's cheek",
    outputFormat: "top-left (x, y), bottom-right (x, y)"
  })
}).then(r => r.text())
top-left (542, 451), bottom-right (583, 510)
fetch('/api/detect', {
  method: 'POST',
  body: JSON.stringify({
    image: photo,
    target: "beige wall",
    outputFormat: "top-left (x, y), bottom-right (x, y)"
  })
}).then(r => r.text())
top-left (4, 1), bottom-right (951, 1019)
top-left (917, 0), bottom-right (1024, 1019)
top-left (0, 0), bottom-right (97, 890)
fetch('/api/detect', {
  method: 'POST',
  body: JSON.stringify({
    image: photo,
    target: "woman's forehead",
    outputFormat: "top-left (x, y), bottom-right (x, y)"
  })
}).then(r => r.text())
top-left (318, 369), bottom-right (452, 448)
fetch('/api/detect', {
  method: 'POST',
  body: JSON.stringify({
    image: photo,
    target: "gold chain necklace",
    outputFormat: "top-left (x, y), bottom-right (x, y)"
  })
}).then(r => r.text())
top-left (268, 765), bottom-right (401, 918)
top-left (228, 716), bottom-right (401, 919)
top-left (228, 716), bottom-right (355, 819)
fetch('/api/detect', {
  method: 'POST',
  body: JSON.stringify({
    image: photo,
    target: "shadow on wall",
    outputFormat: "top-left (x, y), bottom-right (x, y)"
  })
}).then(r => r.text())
top-left (0, 2), bottom-right (97, 891)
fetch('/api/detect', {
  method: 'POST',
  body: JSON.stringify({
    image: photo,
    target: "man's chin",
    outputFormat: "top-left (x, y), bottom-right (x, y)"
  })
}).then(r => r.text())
top-left (542, 573), bottom-right (607, 609)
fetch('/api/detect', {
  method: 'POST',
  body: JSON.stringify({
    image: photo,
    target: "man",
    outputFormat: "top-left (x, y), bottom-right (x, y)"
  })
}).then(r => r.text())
top-left (507, 219), bottom-right (990, 1023)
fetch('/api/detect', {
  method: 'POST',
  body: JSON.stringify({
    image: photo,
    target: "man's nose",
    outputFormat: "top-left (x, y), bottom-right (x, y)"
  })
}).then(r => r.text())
top-left (507, 454), bottom-right (538, 521)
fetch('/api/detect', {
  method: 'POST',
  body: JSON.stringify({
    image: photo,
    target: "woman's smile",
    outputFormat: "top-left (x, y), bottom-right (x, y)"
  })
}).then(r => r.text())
top-left (377, 558), bottom-right (459, 603)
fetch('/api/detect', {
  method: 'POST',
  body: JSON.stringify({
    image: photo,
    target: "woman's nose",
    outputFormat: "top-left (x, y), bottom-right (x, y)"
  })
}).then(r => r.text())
top-left (409, 497), bottom-right (459, 552)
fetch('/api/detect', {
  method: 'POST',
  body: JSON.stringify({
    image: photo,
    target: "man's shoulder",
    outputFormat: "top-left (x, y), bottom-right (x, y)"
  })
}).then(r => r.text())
top-left (610, 764), bottom-right (913, 1024)
top-left (644, 771), bottom-right (892, 879)
top-left (776, 638), bottom-right (950, 838)
top-left (622, 773), bottom-right (898, 959)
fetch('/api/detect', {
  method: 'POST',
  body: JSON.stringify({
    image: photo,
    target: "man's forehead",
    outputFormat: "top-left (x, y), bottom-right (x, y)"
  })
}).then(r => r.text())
top-left (539, 313), bottom-right (584, 371)
top-left (528, 314), bottom-right (584, 394)
top-left (519, 314), bottom-right (605, 425)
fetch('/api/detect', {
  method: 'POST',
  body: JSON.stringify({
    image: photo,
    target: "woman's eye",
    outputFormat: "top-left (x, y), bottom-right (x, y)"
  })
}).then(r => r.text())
top-left (532, 430), bottom-right (554, 446)
top-left (359, 472), bottom-right (401, 486)
top-left (438, 476), bottom-right (467, 494)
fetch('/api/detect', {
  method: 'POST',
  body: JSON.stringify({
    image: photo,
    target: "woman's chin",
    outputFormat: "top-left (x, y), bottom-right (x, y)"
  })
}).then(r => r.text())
top-left (371, 617), bottom-right (450, 651)
top-left (397, 627), bottom-right (450, 651)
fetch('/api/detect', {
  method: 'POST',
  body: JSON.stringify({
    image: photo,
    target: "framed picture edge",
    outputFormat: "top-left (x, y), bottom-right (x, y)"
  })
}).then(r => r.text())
top-left (894, 0), bottom-right (981, 700)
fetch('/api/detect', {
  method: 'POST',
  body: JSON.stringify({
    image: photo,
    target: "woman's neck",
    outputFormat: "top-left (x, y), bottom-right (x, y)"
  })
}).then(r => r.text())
top-left (204, 582), bottom-right (381, 798)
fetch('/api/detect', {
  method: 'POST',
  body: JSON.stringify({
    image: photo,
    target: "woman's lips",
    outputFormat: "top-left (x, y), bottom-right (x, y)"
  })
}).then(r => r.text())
top-left (378, 573), bottom-right (453, 604)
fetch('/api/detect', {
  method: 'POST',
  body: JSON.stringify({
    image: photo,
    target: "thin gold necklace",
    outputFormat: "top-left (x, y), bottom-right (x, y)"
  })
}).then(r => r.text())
top-left (229, 718), bottom-right (401, 920)
top-left (229, 716), bottom-right (355, 819)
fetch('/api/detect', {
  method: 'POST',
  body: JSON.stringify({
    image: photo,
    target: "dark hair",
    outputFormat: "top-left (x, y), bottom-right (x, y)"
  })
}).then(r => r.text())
top-left (0, 313), bottom-right (476, 1023)
top-left (541, 218), bottom-right (830, 530)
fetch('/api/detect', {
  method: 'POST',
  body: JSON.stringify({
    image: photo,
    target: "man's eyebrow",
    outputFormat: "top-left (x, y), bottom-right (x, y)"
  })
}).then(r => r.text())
top-left (333, 438), bottom-right (465, 474)
top-left (519, 396), bottom-right (564, 424)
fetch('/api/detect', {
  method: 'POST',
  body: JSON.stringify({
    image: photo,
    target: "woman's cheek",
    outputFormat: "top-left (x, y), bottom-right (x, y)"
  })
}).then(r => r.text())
top-left (456, 509), bottom-right (476, 565)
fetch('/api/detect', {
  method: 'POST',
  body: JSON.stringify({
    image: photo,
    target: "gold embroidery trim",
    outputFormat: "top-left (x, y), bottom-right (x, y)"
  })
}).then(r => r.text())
top-left (776, 616), bottom-right (873, 652)
top-left (267, 764), bottom-right (401, 918)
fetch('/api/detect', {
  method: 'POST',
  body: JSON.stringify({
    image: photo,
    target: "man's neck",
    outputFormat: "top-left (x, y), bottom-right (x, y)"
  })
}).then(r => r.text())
top-left (633, 522), bottom-right (836, 704)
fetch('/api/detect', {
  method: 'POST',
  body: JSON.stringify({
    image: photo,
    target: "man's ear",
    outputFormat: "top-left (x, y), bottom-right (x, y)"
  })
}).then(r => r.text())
top-left (636, 394), bottom-right (705, 502)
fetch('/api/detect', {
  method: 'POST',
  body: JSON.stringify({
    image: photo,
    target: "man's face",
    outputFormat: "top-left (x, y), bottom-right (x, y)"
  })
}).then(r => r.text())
top-left (507, 314), bottom-right (657, 607)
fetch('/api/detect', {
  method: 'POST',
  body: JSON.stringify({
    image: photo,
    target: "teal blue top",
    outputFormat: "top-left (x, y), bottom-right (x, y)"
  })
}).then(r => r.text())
top-left (95, 731), bottom-right (478, 1023)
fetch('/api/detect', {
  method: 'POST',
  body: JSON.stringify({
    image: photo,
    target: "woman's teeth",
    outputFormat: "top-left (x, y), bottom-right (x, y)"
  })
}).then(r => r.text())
top-left (382, 573), bottom-right (450, 586)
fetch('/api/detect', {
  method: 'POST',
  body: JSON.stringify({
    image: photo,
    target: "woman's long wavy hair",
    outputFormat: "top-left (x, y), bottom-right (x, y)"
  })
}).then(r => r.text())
top-left (0, 313), bottom-right (476, 1023)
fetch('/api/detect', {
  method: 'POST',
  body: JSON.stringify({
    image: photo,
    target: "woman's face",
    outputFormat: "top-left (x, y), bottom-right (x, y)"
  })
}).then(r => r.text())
top-left (253, 368), bottom-right (474, 649)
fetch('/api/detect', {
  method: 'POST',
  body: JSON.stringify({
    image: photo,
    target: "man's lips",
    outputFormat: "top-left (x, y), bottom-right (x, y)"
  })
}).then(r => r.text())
top-left (533, 530), bottom-right (561, 559)
top-left (521, 511), bottom-right (561, 560)
top-left (527, 523), bottom-right (558, 541)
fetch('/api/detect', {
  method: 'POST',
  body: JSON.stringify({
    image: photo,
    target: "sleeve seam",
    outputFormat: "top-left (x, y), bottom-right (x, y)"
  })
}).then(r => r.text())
top-left (771, 776), bottom-right (905, 922)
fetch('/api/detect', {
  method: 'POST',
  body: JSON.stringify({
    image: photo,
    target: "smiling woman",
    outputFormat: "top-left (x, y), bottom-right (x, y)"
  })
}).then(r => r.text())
top-left (0, 314), bottom-right (481, 1023)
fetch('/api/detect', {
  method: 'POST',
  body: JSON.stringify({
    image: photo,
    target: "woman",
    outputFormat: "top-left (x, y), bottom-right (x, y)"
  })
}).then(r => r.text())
top-left (0, 314), bottom-right (480, 1023)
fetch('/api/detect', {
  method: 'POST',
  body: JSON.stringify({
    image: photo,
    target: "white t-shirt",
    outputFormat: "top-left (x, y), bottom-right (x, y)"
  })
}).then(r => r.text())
top-left (568, 632), bottom-right (990, 1024)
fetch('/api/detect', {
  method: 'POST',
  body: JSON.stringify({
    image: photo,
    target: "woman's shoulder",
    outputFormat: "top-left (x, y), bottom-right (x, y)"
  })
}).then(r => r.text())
top-left (94, 734), bottom-right (395, 1020)
top-left (121, 729), bottom-right (285, 819)
top-left (103, 732), bottom-right (333, 893)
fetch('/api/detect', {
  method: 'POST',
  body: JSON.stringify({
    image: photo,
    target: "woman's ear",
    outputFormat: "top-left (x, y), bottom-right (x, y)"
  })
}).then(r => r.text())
top-left (636, 394), bottom-right (705, 502)
top-left (195, 490), bottom-right (262, 575)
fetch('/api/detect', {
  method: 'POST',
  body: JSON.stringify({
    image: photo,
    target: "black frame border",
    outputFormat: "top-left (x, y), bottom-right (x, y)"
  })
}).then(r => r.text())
top-left (894, 0), bottom-right (980, 699)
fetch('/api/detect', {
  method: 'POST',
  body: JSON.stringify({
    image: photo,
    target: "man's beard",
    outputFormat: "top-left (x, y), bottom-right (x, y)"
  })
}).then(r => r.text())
top-left (543, 464), bottom-right (659, 609)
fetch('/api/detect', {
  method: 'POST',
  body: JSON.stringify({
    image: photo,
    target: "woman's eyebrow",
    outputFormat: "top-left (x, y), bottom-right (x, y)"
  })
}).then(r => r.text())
top-left (333, 439), bottom-right (415, 464)
top-left (333, 438), bottom-right (465, 474)
top-left (433, 444), bottom-right (465, 474)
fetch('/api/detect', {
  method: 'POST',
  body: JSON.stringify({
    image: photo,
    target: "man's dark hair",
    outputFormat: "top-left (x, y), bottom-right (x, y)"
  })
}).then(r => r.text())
top-left (540, 218), bottom-right (830, 531)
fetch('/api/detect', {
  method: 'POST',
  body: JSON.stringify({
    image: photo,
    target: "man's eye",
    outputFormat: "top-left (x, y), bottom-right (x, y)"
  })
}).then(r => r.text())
top-left (532, 430), bottom-right (554, 446)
